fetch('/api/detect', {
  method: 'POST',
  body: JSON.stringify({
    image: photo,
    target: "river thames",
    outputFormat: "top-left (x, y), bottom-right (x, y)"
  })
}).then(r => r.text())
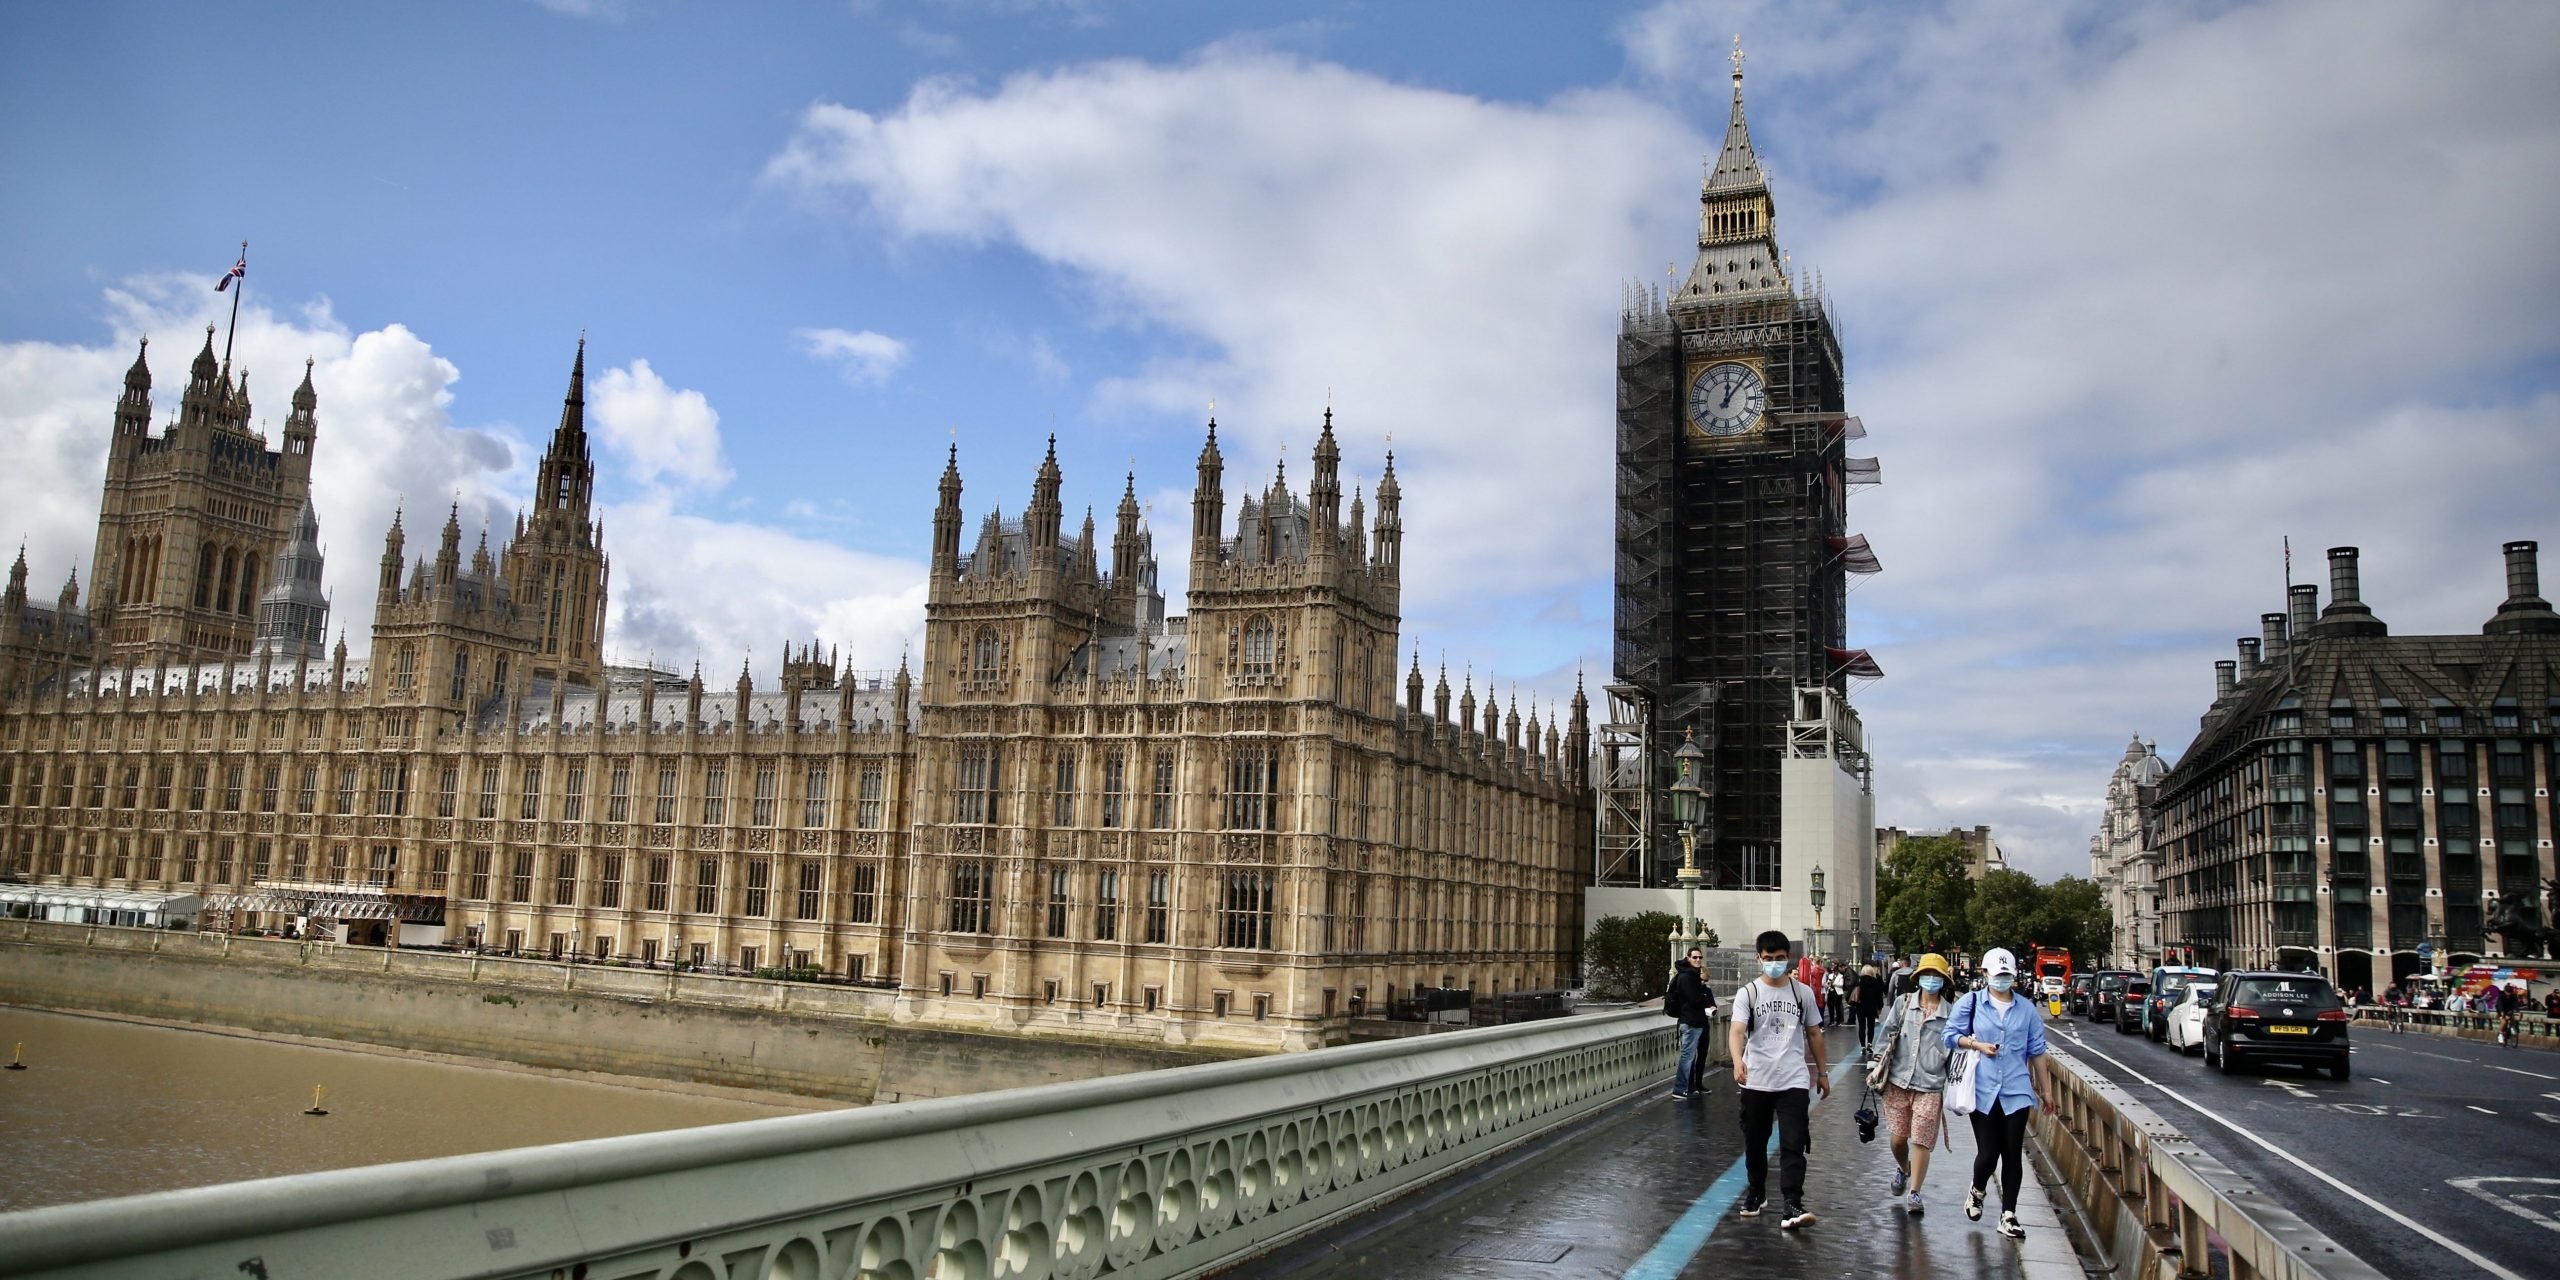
top-left (0, 1006), bottom-right (816, 1212)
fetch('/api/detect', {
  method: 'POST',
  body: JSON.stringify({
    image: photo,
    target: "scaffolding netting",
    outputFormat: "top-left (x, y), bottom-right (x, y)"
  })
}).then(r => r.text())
top-left (1828, 534), bottom-right (1882, 575)
top-left (1827, 647), bottom-right (1884, 680)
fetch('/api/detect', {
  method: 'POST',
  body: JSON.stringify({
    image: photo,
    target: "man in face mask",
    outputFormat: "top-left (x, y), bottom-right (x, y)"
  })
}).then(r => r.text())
top-left (1729, 929), bottom-right (1829, 1230)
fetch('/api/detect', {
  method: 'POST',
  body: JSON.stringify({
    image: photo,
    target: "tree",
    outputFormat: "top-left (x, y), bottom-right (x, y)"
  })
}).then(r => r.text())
top-left (1584, 911), bottom-right (1686, 1001)
top-left (2029, 875), bottom-right (2114, 967)
top-left (1877, 834), bottom-right (1974, 957)
top-left (1968, 868), bottom-right (2045, 956)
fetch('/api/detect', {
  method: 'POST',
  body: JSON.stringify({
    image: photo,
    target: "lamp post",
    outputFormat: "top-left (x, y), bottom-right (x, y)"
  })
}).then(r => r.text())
top-left (1850, 904), bottom-right (1862, 966)
top-left (1669, 730), bottom-right (1708, 970)
top-left (1809, 867), bottom-right (1827, 963)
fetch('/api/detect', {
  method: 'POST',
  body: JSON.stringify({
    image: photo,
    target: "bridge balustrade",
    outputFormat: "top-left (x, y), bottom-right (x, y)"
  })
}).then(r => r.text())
top-left (0, 1008), bottom-right (1673, 1280)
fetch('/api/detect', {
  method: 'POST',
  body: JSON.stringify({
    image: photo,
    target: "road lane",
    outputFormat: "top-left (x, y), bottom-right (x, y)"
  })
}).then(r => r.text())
top-left (2048, 1010), bottom-right (2558, 1280)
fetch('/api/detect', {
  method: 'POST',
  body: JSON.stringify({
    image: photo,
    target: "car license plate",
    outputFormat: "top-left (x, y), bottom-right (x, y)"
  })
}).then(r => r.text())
top-left (2267, 1025), bottom-right (2309, 1036)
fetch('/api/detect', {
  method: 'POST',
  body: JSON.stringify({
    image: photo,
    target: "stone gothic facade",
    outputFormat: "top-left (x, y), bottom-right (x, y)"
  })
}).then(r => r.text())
top-left (0, 339), bottom-right (1591, 1051)
top-left (2088, 736), bottom-right (2167, 969)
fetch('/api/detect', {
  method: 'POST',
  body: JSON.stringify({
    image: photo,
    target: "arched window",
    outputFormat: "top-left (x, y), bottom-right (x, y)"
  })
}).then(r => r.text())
top-left (193, 544), bottom-right (216, 608)
top-left (1242, 616), bottom-right (1276, 678)
top-left (234, 559), bottom-right (258, 615)
top-left (973, 628), bottom-right (1001, 678)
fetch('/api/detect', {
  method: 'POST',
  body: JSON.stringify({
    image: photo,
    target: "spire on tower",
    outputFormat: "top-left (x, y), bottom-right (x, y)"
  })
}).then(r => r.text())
top-left (1707, 35), bottom-right (1767, 195)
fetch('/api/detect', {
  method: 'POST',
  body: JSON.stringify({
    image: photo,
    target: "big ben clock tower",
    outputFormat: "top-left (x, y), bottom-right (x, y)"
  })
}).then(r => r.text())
top-left (1608, 41), bottom-right (1878, 892)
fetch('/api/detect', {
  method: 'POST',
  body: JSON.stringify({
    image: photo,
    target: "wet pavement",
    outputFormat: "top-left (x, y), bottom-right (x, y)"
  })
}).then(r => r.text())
top-left (1229, 1027), bottom-right (2082, 1279)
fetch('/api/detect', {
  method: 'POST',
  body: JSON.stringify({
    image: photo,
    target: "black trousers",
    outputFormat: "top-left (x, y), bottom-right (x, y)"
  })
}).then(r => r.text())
top-left (1969, 1101), bottom-right (2033, 1212)
top-left (1738, 1086), bottom-right (1810, 1205)
top-left (1854, 1008), bottom-right (1878, 1047)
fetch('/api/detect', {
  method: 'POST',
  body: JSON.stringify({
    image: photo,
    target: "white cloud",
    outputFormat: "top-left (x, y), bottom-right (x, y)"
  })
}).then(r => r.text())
top-left (590, 358), bottom-right (732, 491)
top-left (531, 0), bottom-right (625, 20)
top-left (0, 275), bottom-right (526, 647)
top-left (765, 8), bottom-right (2560, 880)
top-left (797, 326), bottom-right (912, 388)
top-left (601, 492), bottom-right (927, 677)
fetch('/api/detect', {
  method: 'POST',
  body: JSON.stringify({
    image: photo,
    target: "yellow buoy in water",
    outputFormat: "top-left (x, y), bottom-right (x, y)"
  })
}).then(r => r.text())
top-left (304, 1084), bottom-right (329, 1116)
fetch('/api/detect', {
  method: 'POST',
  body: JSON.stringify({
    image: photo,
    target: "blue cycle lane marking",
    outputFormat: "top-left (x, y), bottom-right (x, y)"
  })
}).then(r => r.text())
top-left (1623, 1053), bottom-right (1865, 1280)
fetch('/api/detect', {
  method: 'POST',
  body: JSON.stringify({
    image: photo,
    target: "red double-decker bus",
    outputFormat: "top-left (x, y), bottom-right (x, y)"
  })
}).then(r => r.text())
top-left (2032, 946), bottom-right (2073, 998)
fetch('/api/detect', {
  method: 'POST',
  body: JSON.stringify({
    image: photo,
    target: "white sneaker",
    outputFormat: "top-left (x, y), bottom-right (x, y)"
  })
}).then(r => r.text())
top-left (1998, 1211), bottom-right (2025, 1239)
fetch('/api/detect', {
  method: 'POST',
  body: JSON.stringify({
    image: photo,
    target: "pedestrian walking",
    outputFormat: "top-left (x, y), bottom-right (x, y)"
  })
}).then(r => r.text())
top-left (1945, 947), bottom-right (2054, 1242)
top-left (1668, 947), bottom-right (1720, 1099)
top-left (1868, 952), bottom-right (1956, 1217)
top-left (1854, 963), bottom-right (1887, 1052)
top-left (1732, 929), bottom-right (1829, 1231)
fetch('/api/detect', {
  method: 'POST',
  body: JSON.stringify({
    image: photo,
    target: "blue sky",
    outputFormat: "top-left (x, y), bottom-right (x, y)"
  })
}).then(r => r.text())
top-left (5, 0), bottom-right (2557, 879)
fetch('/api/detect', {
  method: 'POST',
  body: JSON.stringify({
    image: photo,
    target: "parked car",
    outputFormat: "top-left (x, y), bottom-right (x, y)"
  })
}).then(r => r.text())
top-left (2067, 972), bottom-right (2096, 1015)
top-left (2143, 965), bottom-right (2219, 1041)
top-left (2113, 978), bottom-right (2153, 1032)
top-left (2090, 970), bottom-right (2139, 1023)
top-left (2163, 984), bottom-right (2212, 1054)
top-left (2204, 970), bottom-right (2350, 1079)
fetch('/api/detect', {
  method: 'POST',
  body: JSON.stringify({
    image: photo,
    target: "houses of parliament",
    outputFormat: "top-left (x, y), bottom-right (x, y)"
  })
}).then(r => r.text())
top-left (0, 326), bottom-right (1591, 1051)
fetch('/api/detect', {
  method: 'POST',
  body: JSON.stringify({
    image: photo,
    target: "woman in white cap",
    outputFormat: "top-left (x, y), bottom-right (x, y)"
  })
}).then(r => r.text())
top-left (1943, 946), bottom-right (2054, 1240)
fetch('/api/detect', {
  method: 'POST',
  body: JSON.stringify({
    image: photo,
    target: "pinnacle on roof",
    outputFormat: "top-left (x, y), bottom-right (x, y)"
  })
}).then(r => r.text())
top-left (1706, 36), bottom-right (1769, 195)
top-left (552, 335), bottom-right (590, 459)
top-left (123, 337), bottom-right (151, 392)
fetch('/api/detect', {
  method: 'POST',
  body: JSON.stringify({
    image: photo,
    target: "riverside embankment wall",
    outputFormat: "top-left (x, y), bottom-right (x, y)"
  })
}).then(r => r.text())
top-left (0, 920), bottom-right (1235, 1102)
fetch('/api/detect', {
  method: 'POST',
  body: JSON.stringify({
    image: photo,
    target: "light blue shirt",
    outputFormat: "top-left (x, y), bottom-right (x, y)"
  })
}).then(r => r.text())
top-left (1943, 988), bottom-right (2048, 1113)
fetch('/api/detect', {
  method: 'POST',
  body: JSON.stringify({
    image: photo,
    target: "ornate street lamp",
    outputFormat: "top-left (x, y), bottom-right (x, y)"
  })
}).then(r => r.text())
top-left (1809, 867), bottom-right (1828, 961)
top-left (1669, 730), bottom-right (1708, 967)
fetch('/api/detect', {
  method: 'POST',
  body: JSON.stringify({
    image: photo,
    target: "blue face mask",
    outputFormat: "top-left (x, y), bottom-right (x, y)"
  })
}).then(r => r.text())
top-left (1918, 975), bottom-right (1946, 993)
top-left (1761, 960), bottom-right (1791, 980)
top-left (1988, 974), bottom-right (2016, 992)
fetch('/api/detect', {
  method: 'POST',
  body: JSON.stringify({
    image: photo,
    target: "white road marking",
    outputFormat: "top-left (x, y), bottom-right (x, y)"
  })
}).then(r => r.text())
top-left (2417, 1050), bottom-right (2469, 1063)
top-left (2061, 1037), bottom-right (2526, 1280)
top-left (2489, 1064), bottom-right (2557, 1080)
top-left (2469, 1105), bottom-right (2499, 1115)
top-left (2371, 1077), bottom-right (2392, 1084)
top-left (2538, 1112), bottom-right (2560, 1125)
top-left (2260, 1076), bottom-right (2317, 1100)
top-left (2451, 1178), bottom-right (2560, 1235)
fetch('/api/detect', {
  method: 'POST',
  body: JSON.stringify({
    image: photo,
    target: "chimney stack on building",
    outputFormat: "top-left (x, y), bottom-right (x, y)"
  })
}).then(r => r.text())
top-left (2485, 540), bottom-right (2560, 635)
top-left (2214, 660), bottom-right (2237, 701)
top-left (2315, 546), bottom-right (2388, 637)
top-left (2261, 612), bottom-right (2289, 668)
top-left (2288, 584), bottom-right (2320, 646)
top-left (2237, 637), bottom-right (2261, 681)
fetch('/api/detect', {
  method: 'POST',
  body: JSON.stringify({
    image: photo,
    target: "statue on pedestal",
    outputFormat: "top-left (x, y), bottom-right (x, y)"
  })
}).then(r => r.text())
top-left (2484, 882), bottom-right (2556, 960)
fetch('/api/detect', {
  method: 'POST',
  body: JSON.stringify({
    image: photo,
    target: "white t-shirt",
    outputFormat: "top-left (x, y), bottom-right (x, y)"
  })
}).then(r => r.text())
top-left (1735, 977), bottom-right (1823, 1093)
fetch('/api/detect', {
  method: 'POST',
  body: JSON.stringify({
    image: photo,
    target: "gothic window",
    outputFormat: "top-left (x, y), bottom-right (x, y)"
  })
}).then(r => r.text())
top-left (803, 763), bottom-right (829, 828)
top-left (223, 764), bottom-right (244, 812)
top-left (509, 851), bottom-right (534, 903)
top-left (1046, 865), bottom-right (1071, 938)
top-left (152, 766), bottom-right (173, 810)
top-left (599, 855), bottom-right (624, 909)
top-left (955, 745), bottom-right (1001, 825)
top-left (564, 762), bottom-right (587, 821)
top-left (608, 760), bottom-right (633, 823)
top-left (1094, 869), bottom-right (1120, 941)
top-left (476, 765), bottom-right (499, 820)
top-left (1225, 743), bottom-right (1281, 831)
top-left (973, 628), bottom-right (1001, 679)
top-left (948, 859), bottom-right (995, 933)
top-left (335, 766), bottom-right (359, 816)
top-left (1145, 870), bottom-right (1171, 944)
top-left (450, 652), bottom-right (469, 702)
top-left (553, 853), bottom-right (579, 906)
top-left (234, 559), bottom-right (258, 615)
top-left (1220, 871), bottom-right (1276, 950)
top-left (1151, 750), bottom-right (1176, 829)
top-left (518, 764), bottom-right (543, 821)
top-left (795, 859), bottom-right (822, 921)
top-left (1242, 616), bottom-right (1276, 678)
top-left (394, 644), bottom-right (417, 695)
top-left (378, 761), bottom-right (409, 816)
top-left (187, 763), bottom-right (209, 810)
top-left (856, 764), bottom-right (885, 830)
top-left (744, 858), bottom-right (771, 917)
top-left (752, 763), bottom-right (777, 827)
top-left (265, 764), bottom-right (285, 814)
top-left (194, 544), bottom-right (215, 609)
top-left (645, 856), bottom-right (672, 912)
top-left (1054, 751), bottom-right (1078, 826)
top-left (1100, 749), bottom-right (1126, 829)
top-left (656, 762), bottom-right (679, 826)
top-left (693, 857), bottom-right (720, 914)
top-left (848, 862), bottom-right (879, 923)
top-left (702, 764), bottom-right (727, 825)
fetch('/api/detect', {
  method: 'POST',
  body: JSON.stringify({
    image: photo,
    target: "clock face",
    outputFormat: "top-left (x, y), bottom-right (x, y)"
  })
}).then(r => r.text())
top-left (1688, 362), bottom-right (1767, 437)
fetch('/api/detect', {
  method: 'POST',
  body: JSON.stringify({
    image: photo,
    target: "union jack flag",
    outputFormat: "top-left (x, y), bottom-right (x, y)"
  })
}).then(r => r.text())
top-left (215, 252), bottom-right (246, 292)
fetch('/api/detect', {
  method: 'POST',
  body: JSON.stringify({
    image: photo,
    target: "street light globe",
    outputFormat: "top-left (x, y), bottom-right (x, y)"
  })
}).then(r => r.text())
top-left (1669, 730), bottom-right (1706, 829)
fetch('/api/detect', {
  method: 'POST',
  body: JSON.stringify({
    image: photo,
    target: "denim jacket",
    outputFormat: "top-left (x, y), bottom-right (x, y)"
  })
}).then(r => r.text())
top-left (1881, 992), bottom-right (1954, 1092)
top-left (1943, 988), bottom-right (2048, 1113)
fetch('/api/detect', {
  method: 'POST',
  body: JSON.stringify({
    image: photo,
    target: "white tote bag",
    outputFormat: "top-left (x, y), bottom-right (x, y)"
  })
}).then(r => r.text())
top-left (1941, 993), bottom-right (1981, 1118)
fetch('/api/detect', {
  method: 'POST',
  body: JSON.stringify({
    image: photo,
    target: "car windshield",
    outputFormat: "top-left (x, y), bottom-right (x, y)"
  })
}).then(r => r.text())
top-left (2125, 981), bottom-right (2151, 996)
top-left (2234, 976), bottom-right (2341, 1011)
top-left (2098, 975), bottom-right (2127, 991)
top-left (2157, 974), bottom-right (2196, 995)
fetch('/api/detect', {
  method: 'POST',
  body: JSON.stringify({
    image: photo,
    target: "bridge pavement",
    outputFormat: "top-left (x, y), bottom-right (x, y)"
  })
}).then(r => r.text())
top-left (1228, 1026), bottom-right (2083, 1279)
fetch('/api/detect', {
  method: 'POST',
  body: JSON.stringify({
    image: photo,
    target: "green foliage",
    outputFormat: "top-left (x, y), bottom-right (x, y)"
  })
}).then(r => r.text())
top-left (1877, 834), bottom-right (1975, 955)
top-left (1967, 869), bottom-right (2045, 955)
top-left (2027, 875), bottom-right (2114, 967)
top-left (1584, 911), bottom-right (1684, 1001)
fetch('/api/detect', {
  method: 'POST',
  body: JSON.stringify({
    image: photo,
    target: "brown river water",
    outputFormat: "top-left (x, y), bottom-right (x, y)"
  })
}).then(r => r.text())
top-left (0, 1006), bottom-right (816, 1212)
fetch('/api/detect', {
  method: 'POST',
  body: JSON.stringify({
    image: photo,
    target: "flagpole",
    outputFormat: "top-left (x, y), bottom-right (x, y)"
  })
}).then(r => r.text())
top-left (220, 240), bottom-right (246, 374)
top-left (2283, 535), bottom-right (2295, 685)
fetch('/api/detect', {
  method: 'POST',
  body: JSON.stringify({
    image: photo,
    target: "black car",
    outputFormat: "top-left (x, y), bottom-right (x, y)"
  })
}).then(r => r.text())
top-left (2089, 969), bottom-right (2139, 1022)
top-left (2112, 978), bottom-right (2152, 1032)
top-left (2204, 970), bottom-right (2350, 1079)
top-left (2066, 972), bottom-right (2095, 1015)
